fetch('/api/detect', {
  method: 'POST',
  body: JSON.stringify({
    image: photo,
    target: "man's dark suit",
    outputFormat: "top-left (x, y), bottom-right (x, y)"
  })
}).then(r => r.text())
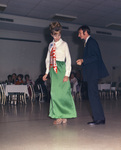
top-left (82, 36), bottom-right (109, 121)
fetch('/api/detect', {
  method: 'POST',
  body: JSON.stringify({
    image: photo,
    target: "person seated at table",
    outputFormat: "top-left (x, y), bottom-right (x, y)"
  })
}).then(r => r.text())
top-left (24, 74), bottom-right (34, 86)
top-left (15, 74), bottom-right (24, 85)
top-left (12, 73), bottom-right (17, 84)
top-left (7, 74), bottom-right (13, 84)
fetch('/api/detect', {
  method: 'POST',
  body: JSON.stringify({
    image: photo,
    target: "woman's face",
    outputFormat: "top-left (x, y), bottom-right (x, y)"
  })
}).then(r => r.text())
top-left (51, 31), bottom-right (61, 42)
top-left (18, 76), bottom-right (21, 81)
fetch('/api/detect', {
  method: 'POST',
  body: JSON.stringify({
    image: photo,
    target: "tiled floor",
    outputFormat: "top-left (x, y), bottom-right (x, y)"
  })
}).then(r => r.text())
top-left (0, 97), bottom-right (121, 150)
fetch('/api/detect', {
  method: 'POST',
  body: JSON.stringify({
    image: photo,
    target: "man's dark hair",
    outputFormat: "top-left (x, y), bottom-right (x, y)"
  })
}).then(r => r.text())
top-left (78, 25), bottom-right (91, 35)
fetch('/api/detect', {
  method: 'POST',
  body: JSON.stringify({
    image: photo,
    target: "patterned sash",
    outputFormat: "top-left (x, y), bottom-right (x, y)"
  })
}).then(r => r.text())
top-left (50, 43), bottom-right (57, 73)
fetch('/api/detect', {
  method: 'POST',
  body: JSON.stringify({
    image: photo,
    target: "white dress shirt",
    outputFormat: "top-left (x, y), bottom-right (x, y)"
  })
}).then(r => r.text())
top-left (45, 38), bottom-right (71, 77)
top-left (85, 35), bottom-right (90, 44)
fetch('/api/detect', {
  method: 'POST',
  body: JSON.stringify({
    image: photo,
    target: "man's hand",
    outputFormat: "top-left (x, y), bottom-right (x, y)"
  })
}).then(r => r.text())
top-left (63, 76), bottom-right (68, 82)
top-left (43, 74), bottom-right (48, 81)
top-left (76, 59), bottom-right (83, 66)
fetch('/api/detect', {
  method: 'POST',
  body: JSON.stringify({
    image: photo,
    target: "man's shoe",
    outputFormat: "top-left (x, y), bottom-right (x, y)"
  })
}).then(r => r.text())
top-left (87, 120), bottom-right (105, 125)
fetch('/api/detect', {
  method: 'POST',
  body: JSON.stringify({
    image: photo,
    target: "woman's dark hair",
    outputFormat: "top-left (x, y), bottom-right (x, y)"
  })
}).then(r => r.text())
top-left (18, 74), bottom-right (23, 79)
top-left (78, 25), bottom-right (91, 35)
top-left (7, 75), bottom-right (12, 79)
top-left (12, 73), bottom-right (17, 76)
top-left (25, 74), bottom-right (30, 79)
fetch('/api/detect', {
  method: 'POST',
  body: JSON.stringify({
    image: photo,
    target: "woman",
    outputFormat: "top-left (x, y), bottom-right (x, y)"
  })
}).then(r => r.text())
top-left (15, 74), bottom-right (24, 85)
top-left (43, 22), bottom-right (77, 125)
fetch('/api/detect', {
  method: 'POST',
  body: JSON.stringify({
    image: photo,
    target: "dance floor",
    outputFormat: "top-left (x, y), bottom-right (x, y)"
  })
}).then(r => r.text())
top-left (0, 97), bottom-right (121, 150)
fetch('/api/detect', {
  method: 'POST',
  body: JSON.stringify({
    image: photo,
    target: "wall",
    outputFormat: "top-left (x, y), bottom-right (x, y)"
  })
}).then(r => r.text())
top-left (92, 34), bottom-right (121, 82)
top-left (0, 29), bottom-right (47, 81)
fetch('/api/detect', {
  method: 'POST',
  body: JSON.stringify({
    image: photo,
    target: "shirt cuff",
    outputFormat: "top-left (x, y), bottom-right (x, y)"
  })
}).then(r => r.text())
top-left (65, 71), bottom-right (70, 77)
top-left (45, 69), bottom-right (49, 75)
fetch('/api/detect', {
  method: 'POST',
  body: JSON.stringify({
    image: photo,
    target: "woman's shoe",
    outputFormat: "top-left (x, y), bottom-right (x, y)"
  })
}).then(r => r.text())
top-left (62, 119), bottom-right (67, 124)
top-left (53, 119), bottom-right (63, 125)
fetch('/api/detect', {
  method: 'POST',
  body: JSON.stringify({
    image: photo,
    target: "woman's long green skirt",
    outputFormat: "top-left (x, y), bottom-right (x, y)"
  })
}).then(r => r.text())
top-left (49, 61), bottom-right (77, 119)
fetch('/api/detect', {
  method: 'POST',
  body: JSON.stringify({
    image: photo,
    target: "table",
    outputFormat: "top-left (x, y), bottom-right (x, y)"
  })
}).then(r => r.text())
top-left (98, 83), bottom-right (111, 98)
top-left (98, 84), bottom-right (111, 91)
top-left (4, 85), bottom-right (29, 104)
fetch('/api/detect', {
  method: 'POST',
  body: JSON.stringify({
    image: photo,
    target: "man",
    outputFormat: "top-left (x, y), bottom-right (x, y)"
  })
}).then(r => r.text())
top-left (76, 25), bottom-right (109, 125)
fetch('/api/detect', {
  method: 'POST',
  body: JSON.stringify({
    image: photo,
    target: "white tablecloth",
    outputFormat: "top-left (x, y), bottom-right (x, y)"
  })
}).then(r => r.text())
top-left (5, 85), bottom-right (29, 96)
top-left (98, 84), bottom-right (111, 91)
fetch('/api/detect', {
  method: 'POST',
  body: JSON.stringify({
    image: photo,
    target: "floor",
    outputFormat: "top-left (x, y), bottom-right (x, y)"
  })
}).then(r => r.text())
top-left (0, 96), bottom-right (121, 150)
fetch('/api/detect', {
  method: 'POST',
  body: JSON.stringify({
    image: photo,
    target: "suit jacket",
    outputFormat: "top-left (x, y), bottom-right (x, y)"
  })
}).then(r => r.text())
top-left (82, 37), bottom-right (109, 81)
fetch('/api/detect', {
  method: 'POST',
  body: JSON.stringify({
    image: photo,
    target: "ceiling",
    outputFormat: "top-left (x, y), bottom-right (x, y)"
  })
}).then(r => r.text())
top-left (0, 0), bottom-right (121, 32)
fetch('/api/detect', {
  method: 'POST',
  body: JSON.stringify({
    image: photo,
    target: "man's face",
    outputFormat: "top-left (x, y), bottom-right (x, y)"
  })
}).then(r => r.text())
top-left (12, 75), bottom-right (16, 79)
top-left (78, 29), bottom-right (87, 40)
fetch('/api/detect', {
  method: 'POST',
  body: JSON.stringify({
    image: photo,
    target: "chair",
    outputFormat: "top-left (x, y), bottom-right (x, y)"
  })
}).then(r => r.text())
top-left (0, 83), bottom-right (18, 105)
top-left (0, 83), bottom-right (6, 105)
top-left (0, 84), bottom-right (2, 103)
top-left (71, 81), bottom-right (82, 100)
top-left (8, 93), bottom-right (18, 105)
top-left (27, 84), bottom-right (35, 101)
top-left (110, 82), bottom-right (117, 99)
top-left (35, 84), bottom-right (45, 102)
top-left (99, 83), bottom-right (111, 99)
top-left (117, 82), bottom-right (121, 98)
top-left (75, 84), bottom-right (82, 100)
top-left (71, 80), bottom-right (78, 99)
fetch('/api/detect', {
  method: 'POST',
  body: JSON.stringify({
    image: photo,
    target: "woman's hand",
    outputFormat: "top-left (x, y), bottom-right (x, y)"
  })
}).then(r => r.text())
top-left (63, 76), bottom-right (68, 82)
top-left (43, 74), bottom-right (48, 81)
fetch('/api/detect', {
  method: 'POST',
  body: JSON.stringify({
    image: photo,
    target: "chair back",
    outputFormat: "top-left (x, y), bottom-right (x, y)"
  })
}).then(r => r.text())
top-left (111, 82), bottom-right (116, 87)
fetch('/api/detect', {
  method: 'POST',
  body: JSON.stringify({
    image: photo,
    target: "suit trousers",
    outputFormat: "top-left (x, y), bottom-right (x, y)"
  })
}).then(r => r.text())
top-left (87, 79), bottom-right (105, 121)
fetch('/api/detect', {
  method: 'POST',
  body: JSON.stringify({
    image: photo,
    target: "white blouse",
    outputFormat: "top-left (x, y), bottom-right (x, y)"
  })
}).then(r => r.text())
top-left (45, 38), bottom-right (71, 77)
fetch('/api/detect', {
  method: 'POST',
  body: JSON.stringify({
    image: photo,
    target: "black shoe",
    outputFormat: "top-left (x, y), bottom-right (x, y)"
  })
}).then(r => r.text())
top-left (87, 120), bottom-right (105, 125)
